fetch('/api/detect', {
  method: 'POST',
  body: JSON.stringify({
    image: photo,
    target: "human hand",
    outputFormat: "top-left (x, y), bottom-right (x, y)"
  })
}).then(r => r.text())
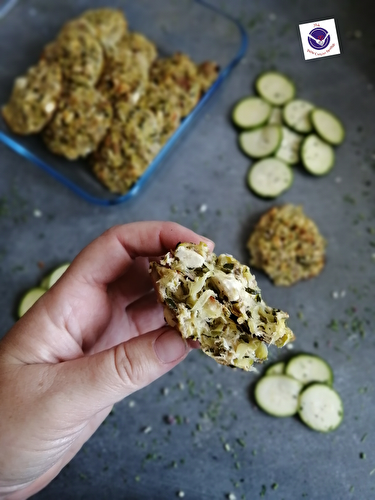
top-left (0, 221), bottom-right (214, 500)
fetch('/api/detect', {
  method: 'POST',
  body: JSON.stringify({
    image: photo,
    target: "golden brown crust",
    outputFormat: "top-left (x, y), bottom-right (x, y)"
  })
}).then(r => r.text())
top-left (2, 60), bottom-right (62, 135)
top-left (91, 108), bottom-right (162, 193)
top-left (197, 61), bottom-right (220, 92)
top-left (97, 31), bottom-right (156, 106)
top-left (97, 49), bottom-right (148, 104)
top-left (57, 18), bottom-right (98, 39)
top-left (43, 87), bottom-right (112, 160)
top-left (138, 83), bottom-right (181, 144)
top-left (247, 204), bottom-right (326, 286)
top-left (150, 53), bottom-right (202, 117)
top-left (42, 27), bottom-right (104, 87)
top-left (123, 32), bottom-right (157, 65)
top-left (80, 8), bottom-right (128, 48)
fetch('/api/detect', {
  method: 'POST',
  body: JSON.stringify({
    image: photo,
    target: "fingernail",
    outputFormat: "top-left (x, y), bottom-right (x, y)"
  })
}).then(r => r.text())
top-left (154, 329), bottom-right (188, 364)
top-left (187, 339), bottom-right (201, 350)
top-left (198, 236), bottom-right (215, 247)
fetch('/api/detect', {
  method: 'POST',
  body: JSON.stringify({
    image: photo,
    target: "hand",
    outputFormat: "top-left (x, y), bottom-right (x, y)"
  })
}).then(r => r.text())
top-left (0, 221), bottom-right (214, 500)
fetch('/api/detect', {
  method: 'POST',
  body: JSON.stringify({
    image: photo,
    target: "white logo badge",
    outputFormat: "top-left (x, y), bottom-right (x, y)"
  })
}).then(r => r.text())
top-left (299, 18), bottom-right (341, 61)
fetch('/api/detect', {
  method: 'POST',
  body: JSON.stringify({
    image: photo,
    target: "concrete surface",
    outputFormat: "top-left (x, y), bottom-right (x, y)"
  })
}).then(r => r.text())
top-left (0, 0), bottom-right (374, 499)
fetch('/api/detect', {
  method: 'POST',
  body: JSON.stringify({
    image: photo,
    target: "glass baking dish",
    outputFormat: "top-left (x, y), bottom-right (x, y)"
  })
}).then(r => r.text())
top-left (0, 0), bottom-right (247, 205)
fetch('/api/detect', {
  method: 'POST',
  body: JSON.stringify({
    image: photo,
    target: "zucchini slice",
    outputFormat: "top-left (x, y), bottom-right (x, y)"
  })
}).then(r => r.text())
top-left (41, 263), bottom-right (70, 289)
top-left (239, 124), bottom-right (281, 158)
top-left (298, 383), bottom-right (343, 432)
top-left (255, 374), bottom-right (303, 417)
top-left (311, 108), bottom-right (345, 145)
top-left (285, 354), bottom-right (333, 386)
top-left (247, 157), bottom-right (293, 198)
top-left (282, 99), bottom-right (315, 133)
top-left (40, 273), bottom-right (52, 290)
top-left (275, 126), bottom-right (303, 165)
top-left (255, 71), bottom-right (295, 106)
top-left (18, 287), bottom-right (46, 318)
top-left (265, 361), bottom-right (285, 376)
top-left (232, 97), bottom-right (271, 129)
top-left (301, 134), bottom-right (335, 175)
top-left (268, 107), bottom-right (283, 126)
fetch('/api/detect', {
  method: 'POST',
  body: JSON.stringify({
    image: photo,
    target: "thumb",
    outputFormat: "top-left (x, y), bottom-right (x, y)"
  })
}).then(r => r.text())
top-left (54, 326), bottom-right (189, 419)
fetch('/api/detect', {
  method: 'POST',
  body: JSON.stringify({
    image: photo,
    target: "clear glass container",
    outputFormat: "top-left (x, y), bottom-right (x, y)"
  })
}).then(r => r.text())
top-left (0, 0), bottom-right (247, 205)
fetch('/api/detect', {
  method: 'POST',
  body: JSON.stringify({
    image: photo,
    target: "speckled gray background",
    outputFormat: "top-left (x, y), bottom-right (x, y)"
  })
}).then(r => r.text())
top-left (0, 0), bottom-right (374, 499)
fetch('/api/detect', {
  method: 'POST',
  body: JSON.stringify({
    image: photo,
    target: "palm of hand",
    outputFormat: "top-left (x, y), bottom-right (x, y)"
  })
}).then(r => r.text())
top-left (0, 222), bottom-right (213, 500)
top-left (1, 255), bottom-right (163, 499)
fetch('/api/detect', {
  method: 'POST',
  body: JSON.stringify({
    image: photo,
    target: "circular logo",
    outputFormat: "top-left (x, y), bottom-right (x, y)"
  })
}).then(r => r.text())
top-left (308, 27), bottom-right (330, 50)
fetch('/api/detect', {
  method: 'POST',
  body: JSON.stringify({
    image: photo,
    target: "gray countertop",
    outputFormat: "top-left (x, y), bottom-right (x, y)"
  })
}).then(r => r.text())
top-left (1, 0), bottom-right (375, 499)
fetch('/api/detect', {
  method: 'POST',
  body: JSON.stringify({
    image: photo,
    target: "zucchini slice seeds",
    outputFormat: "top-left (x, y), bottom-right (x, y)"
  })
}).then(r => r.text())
top-left (255, 71), bottom-right (295, 106)
top-left (285, 354), bottom-right (333, 386)
top-left (232, 96), bottom-right (271, 129)
top-left (255, 374), bottom-right (303, 417)
top-left (275, 126), bottom-right (303, 165)
top-left (239, 125), bottom-right (281, 158)
top-left (298, 383), bottom-right (343, 432)
top-left (247, 157), bottom-right (293, 198)
top-left (301, 134), bottom-right (335, 175)
top-left (283, 99), bottom-right (315, 133)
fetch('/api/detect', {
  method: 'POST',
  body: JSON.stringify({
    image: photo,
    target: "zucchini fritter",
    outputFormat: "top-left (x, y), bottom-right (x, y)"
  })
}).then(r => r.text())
top-left (2, 60), bottom-right (62, 135)
top-left (43, 87), bottom-right (112, 160)
top-left (150, 242), bottom-right (294, 371)
top-left (247, 204), bottom-right (326, 286)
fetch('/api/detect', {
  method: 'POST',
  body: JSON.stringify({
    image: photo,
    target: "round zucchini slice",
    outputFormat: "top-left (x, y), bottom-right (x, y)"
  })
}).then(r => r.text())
top-left (247, 157), bottom-right (293, 198)
top-left (301, 134), bottom-right (335, 175)
top-left (285, 354), bottom-right (333, 386)
top-left (239, 124), bottom-right (281, 159)
top-left (40, 273), bottom-right (52, 290)
top-left (18, 287), bottom-right (46, 318)
top-left (282, 99), bottom-right (315, 133)
top-left (42, 264), bottom-right (70, 288)
top-left (275, 126), bottom-right (303, 165)
top-left (311, 108), bottom-right (345, 145)
top-left (232, 96), bottom-right (271, 129)
top-left (255, 71), bottom-right (295, 106)
top-left (255, 374), bottom-right (303, 417)
top-left (265, 361), bottom-right (285, 376)
top-left (298, 383), bottom-right (343, 432)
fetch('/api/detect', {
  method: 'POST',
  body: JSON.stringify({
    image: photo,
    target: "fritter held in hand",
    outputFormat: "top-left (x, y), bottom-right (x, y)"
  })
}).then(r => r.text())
top-left (150, 242), bottom-right (294, 371)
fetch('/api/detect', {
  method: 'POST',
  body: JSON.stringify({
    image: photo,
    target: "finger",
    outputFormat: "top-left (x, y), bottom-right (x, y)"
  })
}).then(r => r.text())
top-left (125, 291), bottom-right (165, 337)
top-left (110, 256), bottom-right (153, 308)
top-left (188, 339), bottom-right (201, 349)
top-left (66, 221), bottom-right (214, 288)
top-left (86, 292), bottom-right (165, 355)
top-left (53, 326), bottom-right (189, 419)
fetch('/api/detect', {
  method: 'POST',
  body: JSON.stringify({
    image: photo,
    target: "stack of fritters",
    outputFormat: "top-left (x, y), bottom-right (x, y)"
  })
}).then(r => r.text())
top-left (2, 8), bottom-right (219, 193)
